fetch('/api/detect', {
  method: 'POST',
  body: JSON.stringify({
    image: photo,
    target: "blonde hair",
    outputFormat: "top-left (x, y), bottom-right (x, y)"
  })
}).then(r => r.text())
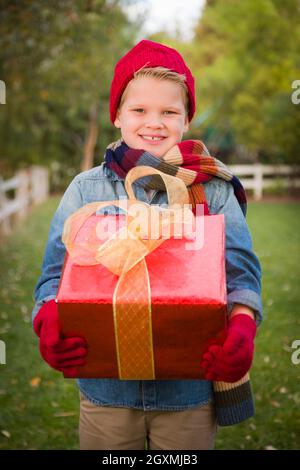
top-left (118, 66), bottom-right (189, 116)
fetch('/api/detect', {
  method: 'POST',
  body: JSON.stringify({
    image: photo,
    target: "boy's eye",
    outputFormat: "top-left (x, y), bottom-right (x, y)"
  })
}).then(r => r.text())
top-left (164, 110), bottom-right (176, 115)
top-left (133, 108), bottom-right (144, 113)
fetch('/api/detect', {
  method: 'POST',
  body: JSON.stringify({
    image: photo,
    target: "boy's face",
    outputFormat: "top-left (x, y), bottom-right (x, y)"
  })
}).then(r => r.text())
top-left (114, 76), bottom-right (189, 158)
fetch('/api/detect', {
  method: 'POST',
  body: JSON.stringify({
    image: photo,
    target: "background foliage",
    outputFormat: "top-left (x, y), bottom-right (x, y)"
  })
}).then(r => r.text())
top-left (0, 0), bottom-right (139, 184)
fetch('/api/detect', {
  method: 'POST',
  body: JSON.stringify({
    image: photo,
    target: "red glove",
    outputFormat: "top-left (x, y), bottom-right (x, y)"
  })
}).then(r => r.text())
top-left (200, 314), bottom-right (257, 383)
top-left (33, 300), bottom-right (88, 377)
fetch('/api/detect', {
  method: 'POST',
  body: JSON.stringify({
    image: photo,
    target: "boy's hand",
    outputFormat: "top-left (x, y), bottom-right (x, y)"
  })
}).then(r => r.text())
top-left (33, 300), bottom-right (88, 377)
top-left (200, 314), bottom-right (257, 383)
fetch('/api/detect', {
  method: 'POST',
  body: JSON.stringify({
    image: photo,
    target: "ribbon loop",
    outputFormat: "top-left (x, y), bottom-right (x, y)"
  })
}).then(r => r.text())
top-left (125, 165), bottom-right (189, 207)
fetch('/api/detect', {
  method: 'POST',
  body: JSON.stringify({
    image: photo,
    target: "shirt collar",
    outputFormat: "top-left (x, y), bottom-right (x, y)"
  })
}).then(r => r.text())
top-left (103, 162), bottom-right (124, 182)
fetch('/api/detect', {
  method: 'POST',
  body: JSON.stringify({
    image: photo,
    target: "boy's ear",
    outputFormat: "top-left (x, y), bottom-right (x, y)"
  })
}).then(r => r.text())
top-left (114, 110), bottom-right (121, 128)
top-left (183, 116), bottom-right (189, 133)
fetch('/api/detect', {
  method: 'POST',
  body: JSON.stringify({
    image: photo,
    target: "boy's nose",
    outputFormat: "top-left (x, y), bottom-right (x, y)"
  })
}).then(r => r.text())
top-left (145, 117), bottom-right (164, 128)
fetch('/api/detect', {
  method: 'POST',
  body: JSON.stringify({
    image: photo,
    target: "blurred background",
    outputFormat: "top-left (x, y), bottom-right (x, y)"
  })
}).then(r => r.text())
top-left (0, 0), bottom-right (300, 450)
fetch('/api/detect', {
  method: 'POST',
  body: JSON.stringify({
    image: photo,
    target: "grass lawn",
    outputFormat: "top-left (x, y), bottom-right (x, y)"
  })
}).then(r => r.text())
top-left (0, 197), bottom-right (299, 449)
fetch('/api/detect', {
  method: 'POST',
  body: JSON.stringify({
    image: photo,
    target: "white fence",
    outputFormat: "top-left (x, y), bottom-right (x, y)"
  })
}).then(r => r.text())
top-left (0, 166), bottom-right (49, 235)
top-left (0, 163), bottom-right (299, 234)
top-left (228, 164), bottom-right (300, 200)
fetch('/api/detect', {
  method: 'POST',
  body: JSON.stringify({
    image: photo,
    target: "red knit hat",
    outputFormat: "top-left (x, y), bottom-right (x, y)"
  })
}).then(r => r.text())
top-left (109, 39), bottom-right (196, 124)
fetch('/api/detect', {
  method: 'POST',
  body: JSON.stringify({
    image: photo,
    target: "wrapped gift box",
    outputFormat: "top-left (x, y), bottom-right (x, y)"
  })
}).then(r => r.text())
top-left (56, 212), bottom-right (227, 379)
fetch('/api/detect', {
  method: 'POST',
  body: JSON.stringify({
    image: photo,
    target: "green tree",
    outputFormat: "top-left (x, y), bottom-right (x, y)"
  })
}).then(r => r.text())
top-left (0, 0), bottom-right (142, 183)
top-left (191, 0), bottom-right (300, 163)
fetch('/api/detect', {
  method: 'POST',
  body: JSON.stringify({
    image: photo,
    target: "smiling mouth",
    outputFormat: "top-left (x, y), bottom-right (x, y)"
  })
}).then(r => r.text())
top-left (139, 135), bottom-right (167, 142)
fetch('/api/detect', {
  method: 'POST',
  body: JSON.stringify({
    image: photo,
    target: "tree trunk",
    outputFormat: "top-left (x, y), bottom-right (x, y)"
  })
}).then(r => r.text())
top-left (81, 104), bottom-right (99, 172)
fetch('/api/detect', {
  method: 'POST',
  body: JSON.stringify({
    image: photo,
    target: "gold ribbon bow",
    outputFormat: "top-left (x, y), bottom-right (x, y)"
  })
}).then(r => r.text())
top-left (62, 166), bottom-right (194, 379)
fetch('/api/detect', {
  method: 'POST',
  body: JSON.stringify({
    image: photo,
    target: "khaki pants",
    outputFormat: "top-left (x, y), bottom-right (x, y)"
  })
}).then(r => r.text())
top-left (79, 392), bottom-right (217, 450)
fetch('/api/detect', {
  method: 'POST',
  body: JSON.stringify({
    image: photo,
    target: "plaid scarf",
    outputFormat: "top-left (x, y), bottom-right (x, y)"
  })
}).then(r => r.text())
top-left (104, 138), bottom-right (247, 217)
top-left (104, 138), bottom-right (254, 426)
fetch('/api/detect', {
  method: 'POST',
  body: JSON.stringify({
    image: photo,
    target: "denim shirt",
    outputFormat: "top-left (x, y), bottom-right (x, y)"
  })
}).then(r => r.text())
top-left (32, 162), bottom-right (262, 411)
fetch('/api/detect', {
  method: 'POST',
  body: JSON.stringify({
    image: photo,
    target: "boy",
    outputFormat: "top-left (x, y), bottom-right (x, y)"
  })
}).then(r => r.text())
top-left (32, 40), bottom-right (262, 450)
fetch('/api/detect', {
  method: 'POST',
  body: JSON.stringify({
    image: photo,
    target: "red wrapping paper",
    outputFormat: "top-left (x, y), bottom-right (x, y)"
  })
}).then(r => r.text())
top-left (56, 213), bottom-right (227, 379)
